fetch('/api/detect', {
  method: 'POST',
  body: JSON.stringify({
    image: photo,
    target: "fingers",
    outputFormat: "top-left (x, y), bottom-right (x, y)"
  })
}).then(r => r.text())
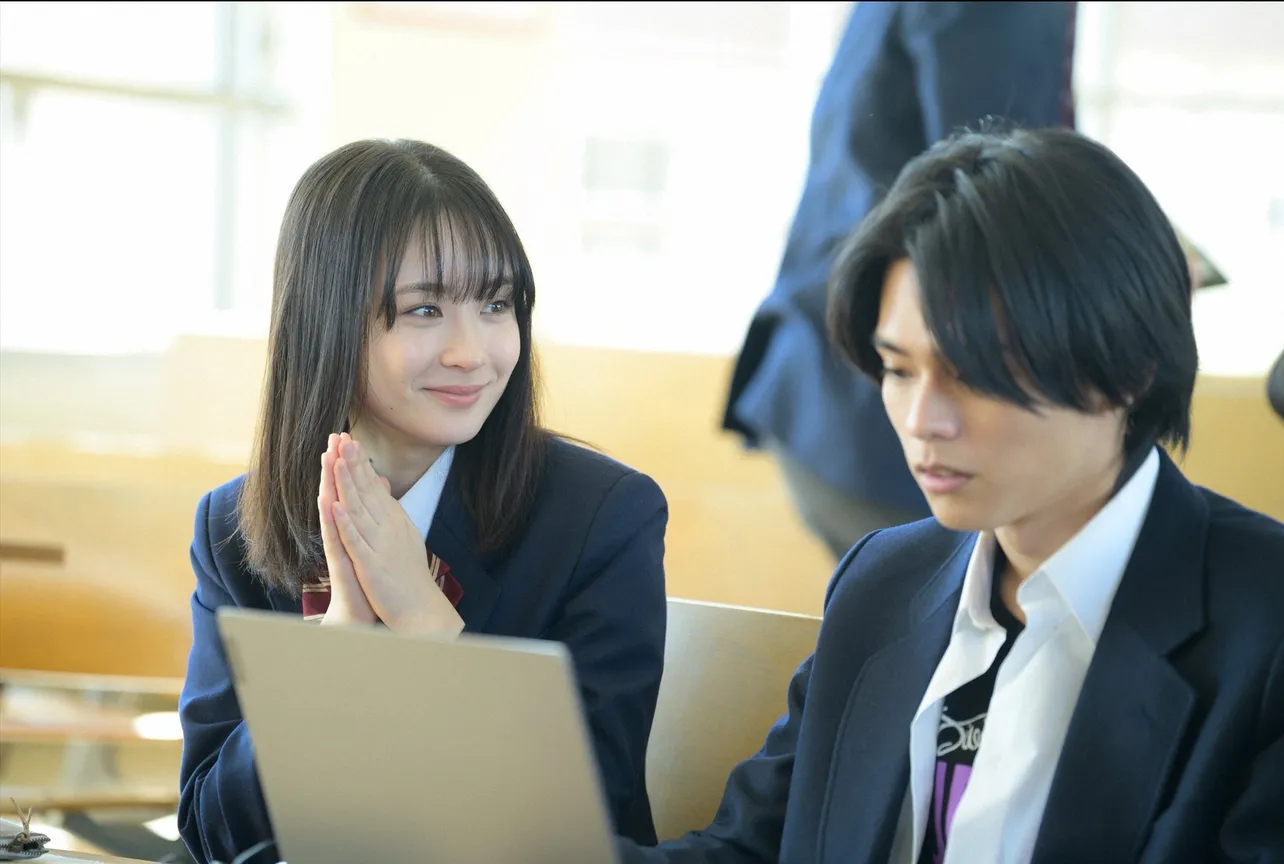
top-left (320, 433), bottom-right (340, 510)
top-left (317, 491), bottom-right (341, 556)
top-left (335, 457), bottom-right (383, 545)
top-left (319, 491), bottom-right (362, 608)
top-left (318, 494), bottom-right (345, 577)
top-left (319, 432), bottom-right (357, 568)
top-left (320, 493), bottom-right (376, 625)
top-left (335, 434), bottom-right (397, 530)
top-left (339, 434), bottom-right (389, 505)
top-left (319, 433), bottom-right (343, 557)
top-left (332, 500), bottom-right (376, 565)
top-left (318, 441), bottom-right (353, 571)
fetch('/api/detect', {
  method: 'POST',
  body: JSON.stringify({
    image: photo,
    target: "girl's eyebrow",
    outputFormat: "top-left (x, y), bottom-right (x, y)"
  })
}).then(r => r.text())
top-left (395, 282), bottom-right (444, 298)
top-left (393, 279), bottom-right (515, 301)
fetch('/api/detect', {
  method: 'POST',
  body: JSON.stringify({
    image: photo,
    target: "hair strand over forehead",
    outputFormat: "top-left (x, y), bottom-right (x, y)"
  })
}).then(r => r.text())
top-left (827, 123), bottom-right (1198, 460)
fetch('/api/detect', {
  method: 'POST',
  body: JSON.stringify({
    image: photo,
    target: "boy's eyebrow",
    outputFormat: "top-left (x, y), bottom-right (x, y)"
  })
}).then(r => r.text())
top-left (872, 335), bottom-right (908, 355)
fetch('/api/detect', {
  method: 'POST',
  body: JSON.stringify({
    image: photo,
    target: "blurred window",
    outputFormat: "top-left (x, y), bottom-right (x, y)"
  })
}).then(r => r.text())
top-left (0, 1), bottom-right (330, 354)
top-left (1075, 2), bottom-right (1284, 373)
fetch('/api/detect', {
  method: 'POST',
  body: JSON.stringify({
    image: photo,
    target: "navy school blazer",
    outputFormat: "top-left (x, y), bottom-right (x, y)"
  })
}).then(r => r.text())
top-left (178, 437), bottom-right (668, 864)
top-left (621, 450), bottom-right (1284, 863)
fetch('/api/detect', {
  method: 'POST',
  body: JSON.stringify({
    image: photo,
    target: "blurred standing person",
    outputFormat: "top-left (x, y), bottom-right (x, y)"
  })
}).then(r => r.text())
top-left (722, 2), bottom-right (1079, 560)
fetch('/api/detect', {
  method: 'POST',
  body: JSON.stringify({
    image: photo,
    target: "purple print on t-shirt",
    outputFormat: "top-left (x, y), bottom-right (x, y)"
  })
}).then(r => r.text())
top-left (929, 761), bottom-right (973, 864)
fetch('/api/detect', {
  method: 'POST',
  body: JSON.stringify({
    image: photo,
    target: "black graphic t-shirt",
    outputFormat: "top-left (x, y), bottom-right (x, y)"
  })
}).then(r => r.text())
top-left (918, 571), bottom-right (1025, 864)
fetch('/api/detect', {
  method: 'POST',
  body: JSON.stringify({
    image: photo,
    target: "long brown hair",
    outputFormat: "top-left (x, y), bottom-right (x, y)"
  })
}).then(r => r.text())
top-left (240, 139), bottom-right (547, 593)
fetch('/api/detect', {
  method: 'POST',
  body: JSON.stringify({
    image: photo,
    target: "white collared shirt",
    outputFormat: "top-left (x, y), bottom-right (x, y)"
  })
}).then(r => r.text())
top-left (890, 447), bottom-right (1161, 864)
top-left (396, 446), bottom-right (455, 541)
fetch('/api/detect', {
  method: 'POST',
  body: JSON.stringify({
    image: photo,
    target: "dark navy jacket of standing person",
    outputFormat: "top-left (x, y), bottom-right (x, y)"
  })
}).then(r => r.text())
top-left (177, 437), bottom-right (669, 864)
top-left (723, 1), bottom-right (1077, 516)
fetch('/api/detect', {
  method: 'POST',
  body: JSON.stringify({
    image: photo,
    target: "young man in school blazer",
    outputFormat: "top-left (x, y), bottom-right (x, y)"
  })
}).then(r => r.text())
top-left (620, 126), bottom-right (1284, 863)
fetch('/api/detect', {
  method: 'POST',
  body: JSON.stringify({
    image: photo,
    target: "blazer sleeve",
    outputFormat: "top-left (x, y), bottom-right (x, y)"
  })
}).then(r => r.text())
top-left (615, 534), bottom-right (879, 864)
top-left (177, 490), bottom-right (275, 864)
top-left (1217, 636), bottom-right (1284, 862)
top-left (540, 470), bottom-right (670, 846)
top-left (899, 1), bottom-right (1076, 142)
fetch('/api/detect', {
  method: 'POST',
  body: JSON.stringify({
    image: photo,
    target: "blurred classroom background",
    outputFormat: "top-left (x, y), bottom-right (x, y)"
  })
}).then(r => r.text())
top-left (1, 1), bottom-right (1281, 858)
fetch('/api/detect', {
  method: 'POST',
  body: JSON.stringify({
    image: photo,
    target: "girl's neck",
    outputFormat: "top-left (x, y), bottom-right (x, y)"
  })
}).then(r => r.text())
top-left (347, 420), bottom-right (445, 499)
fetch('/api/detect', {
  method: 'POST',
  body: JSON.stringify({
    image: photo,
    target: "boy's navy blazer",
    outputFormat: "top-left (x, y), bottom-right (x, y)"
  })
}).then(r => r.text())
top-left (178, 437), bottom-right (669, 864)
top-left (622, 451), bottom-right (1284, 863)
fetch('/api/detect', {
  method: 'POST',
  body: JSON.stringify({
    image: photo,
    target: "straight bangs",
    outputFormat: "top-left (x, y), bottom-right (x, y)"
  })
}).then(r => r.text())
top-left (375, 183), bottom-right (536, 329)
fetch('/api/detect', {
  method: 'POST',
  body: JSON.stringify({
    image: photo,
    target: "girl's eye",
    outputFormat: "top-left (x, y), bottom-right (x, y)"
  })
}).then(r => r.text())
top-left (407, 305), bottom-right (441, 318)
top-left (484, 299), bottom-right (512, 315)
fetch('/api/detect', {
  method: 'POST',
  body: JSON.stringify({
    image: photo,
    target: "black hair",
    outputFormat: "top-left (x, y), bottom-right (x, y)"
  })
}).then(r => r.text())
top-left (828, 124), bottom-right (1198, 458)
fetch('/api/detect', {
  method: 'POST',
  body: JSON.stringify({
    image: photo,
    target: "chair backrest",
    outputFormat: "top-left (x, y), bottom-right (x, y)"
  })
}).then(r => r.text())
top-left (646, 597), bottom-right (822, 842)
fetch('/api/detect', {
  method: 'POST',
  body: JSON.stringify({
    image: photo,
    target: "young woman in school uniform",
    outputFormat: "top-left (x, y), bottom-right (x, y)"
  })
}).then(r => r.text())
top-left (177, 139), bottom-right (669, 864)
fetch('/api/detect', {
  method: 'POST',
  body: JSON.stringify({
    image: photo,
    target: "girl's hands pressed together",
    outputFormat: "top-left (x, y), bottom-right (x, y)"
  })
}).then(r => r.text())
top-left (330, 433), bottom-right (463, 635)
top-left (318, 433), bottom-right (377, 626)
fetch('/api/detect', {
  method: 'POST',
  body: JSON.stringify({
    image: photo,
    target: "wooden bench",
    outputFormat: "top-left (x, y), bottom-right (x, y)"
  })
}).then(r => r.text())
top-left (0, 666), bottom-right (184, 840)
top-left (0, 668), bottom-right (183, 746)
top-left (0, 786), bottom-right (180, 812)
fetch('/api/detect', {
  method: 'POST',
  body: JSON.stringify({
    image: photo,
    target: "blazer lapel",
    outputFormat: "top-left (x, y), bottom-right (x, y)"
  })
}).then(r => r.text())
top-left (426, 471), bottom-right (500, 631)
top-left (820, 535), bottom-right (974, 864)
top-left (1033, 451), bottom-right (1208, 863)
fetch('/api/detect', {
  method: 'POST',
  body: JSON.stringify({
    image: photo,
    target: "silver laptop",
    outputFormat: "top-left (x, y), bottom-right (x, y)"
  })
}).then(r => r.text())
top-left (216, 607), bottom-right (621, 864)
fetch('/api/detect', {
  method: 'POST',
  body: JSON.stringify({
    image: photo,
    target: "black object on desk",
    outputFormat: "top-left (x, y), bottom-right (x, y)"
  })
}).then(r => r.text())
top-left (1, 803), bottom-right (51, 861)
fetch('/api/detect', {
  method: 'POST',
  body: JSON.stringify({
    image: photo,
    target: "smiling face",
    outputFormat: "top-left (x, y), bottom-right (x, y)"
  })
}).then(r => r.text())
top-left (873, 258), bottom-right (1128, 544)
top-left (351, 229), bottom-right (520, 475)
